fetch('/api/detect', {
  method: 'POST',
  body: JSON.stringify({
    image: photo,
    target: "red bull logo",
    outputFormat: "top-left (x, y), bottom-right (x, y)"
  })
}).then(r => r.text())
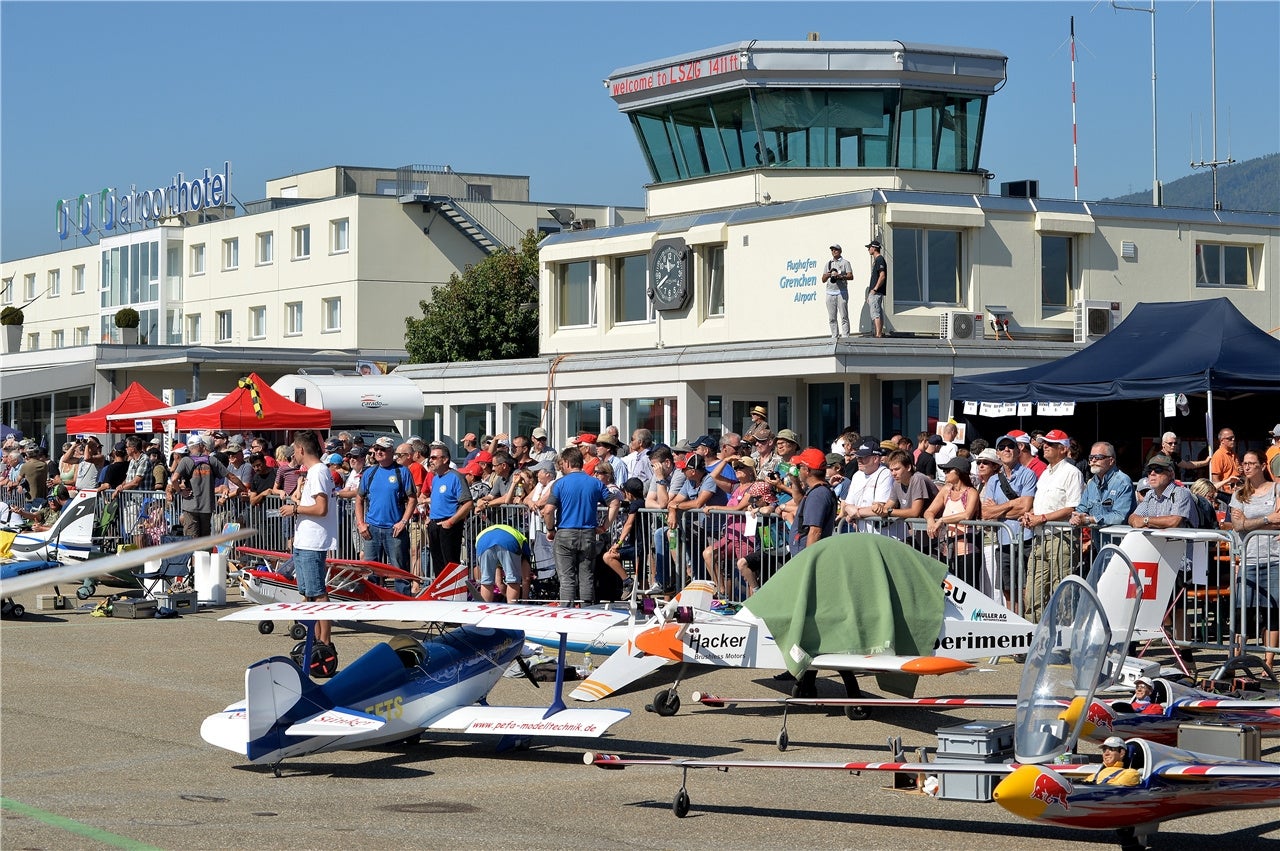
top-left (1084, 700), bottom-right (1115, 731)
top-left (1029, 771), bottom-right (1072, 809)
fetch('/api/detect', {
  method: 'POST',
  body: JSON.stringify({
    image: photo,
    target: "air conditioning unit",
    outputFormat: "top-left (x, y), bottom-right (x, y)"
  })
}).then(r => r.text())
top-left (939, 311), bottom-right (982, 342)
top-left (1074, 300), bottom-right (1121, 343)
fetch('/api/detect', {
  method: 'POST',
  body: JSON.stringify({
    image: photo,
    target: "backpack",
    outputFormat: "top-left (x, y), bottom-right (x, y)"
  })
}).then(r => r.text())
top-left (1189, 492), bottom-right (1219, 530)
top-left (184, 455), bottom-right (212, 490)
top-left (359, 464), bottom-right (414, 511)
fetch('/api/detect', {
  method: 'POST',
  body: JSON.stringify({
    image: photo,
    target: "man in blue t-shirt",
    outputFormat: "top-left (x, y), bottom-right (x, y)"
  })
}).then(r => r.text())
top-left (355, 436), bottom-right (417, 582)
top-left (543, 446), bottom-right (613, 604)
top-left (425, 442), bottom-right (473, 580)
top-left (474, 523), bottom-right (532, 602)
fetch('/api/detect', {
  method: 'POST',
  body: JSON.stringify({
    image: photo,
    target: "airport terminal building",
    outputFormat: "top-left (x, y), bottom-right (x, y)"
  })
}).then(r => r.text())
top-left (2, 39), bottom-right (1276, 449)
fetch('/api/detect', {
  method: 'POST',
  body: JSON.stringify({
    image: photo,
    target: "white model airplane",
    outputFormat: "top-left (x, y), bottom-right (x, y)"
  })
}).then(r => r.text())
top-left (567, 533), bottom-right (1035, 715)
top-left (584, 548), bottom-right (1280, 850)
top-left (1, 490), bottom-right (98, 562)
top-left (205, 599), bottom-right (634, 774)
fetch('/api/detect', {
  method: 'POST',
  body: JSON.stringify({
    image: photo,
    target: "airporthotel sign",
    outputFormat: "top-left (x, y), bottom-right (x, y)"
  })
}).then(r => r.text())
top-left (55, 161), bottom-right (231, 239)
top-left (609, 52), bottom-right (741, 96)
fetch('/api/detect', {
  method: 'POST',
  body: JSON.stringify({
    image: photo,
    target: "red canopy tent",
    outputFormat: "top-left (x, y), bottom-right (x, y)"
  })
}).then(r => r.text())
top-left (175, 373), bottom-right (331, 432)
top-left (66, 382), bottom-right (167, 435)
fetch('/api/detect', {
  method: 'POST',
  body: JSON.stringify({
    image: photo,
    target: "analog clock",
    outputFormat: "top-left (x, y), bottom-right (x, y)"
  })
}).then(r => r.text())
top-left (649, 239), bottom-right (690, 311)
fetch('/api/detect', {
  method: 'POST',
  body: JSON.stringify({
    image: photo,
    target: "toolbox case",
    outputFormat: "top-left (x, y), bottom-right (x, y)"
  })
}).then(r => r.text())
top-left (1177, 721), bottom-right (1261, 760)
top-left (111, 598), bottom-right (157, 619)
top-left (936, 721), bottom-right (1015, 802)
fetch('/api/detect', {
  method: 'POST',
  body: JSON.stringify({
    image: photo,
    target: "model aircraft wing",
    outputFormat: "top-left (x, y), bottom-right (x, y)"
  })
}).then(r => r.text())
top-left (222, 599), bottom-right (630, 633)
top-left (1153, 763), bottom-right (1280, 780)
top-left (810, 653), bottom-right (974, 675)
top-left (692, 692), bottom-right (1017, 710)
top-left (427, 706), bottom-right (630, 738)
top-left (585, 752), bottom-right (1019, 775)
top-left (0, 527), bottom-right (252, 597)
top-left (284, 707), bottom-right (386, 737)
top-left (1173, 699), bottom-right (1280, 719)
top-left (570, 652), bottom-right (674, 702)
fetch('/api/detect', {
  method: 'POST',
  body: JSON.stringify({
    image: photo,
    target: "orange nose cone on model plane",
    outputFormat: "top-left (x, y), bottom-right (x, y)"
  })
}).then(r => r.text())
top-left (634, 623), bottom-right (686, 661)
top-left (901, 656), bottom-right (974, 675)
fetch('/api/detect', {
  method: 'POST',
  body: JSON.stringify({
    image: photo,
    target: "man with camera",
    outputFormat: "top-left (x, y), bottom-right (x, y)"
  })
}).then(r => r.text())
top-left (823, 244), bottom-right (853, 340)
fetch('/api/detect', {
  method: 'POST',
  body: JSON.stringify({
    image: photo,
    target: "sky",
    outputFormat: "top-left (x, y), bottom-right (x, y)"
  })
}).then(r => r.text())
top-left (2, 0), bottom-right (1277, 261)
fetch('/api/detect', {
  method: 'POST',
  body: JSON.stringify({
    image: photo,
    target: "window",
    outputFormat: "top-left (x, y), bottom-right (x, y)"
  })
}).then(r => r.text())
top-left (48, 269), bottom-right (61, 297)
top-left (24, 273), bottom-right (35, 300)
top-left (75, 326), bottom-right (89, 346)
top-left (322, 297), bottom-right (341, 332)
top-left (1, 277), bottom-right (11, 303)
top-left (1040, 235), bottom-right (1073, 309)
top-left (190, 244), bottom-right (206, 275)
top-left (72, 265), bottom-right (85, 293)
top-left (330, 218), bottom-right (349, 254)
top-left (891, 228), bottom-right (962, 304)
top-left (292, 225), bottom-right (310, 260)
top-left (187, 313), bottom-right (202, 344)
top-left (249, 306), bottom-right (266, 340)
top-left (256, 231), bottom-right (273, 265)
top-left (613, 254), bottom-right (650, 324)
top-left (285, 301), bottom-right (303, 335)
top-left (222, 237), bottom-right (239, 271)
top-left (558, 260), bottom-right (594, 328)
top-left (705, 245), bottom-right (726, 317)
top-left (216, 310), bottom-right (232, 342)
top-left (1195, 242), bottom-right (1252, 288)
top-left (26, 332), bottom-right (39, 350)
top-left (624, 397), bottom-right (678, 446)
top-left (51, 329), bottom-right (64, 348)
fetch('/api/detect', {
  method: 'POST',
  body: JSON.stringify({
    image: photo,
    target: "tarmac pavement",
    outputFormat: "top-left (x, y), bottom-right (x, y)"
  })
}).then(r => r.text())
top-left (1, 587), bottom-right (1277, 851)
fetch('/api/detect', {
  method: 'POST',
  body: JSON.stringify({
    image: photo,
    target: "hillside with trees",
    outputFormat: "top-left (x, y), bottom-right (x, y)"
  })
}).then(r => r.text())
top-left (1103, 152), bottom-right (1278, 212)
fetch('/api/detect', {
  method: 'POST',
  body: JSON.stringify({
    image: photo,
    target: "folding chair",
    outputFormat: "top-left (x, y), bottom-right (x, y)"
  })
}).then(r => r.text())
top-left (133, 535), bottom-right (195, 599)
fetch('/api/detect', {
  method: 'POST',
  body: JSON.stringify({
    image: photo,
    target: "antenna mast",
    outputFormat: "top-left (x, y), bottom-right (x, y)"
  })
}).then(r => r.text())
top-left (1190, 0), bottom-right (1234, 210)
top-left (1111, 0), bottom-right (1160, 205)
top-left (1071, 16), bottom-right (1079, 200)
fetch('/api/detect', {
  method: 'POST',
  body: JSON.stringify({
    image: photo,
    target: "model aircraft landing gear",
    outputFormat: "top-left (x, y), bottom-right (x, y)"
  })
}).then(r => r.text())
top-left (790, 669), bottom-right (818, 699)
top-left (672, 767), bottom-right (691, 817)
top-left (1, 599), bottom-right (24, 619)
top-left (840, 671), bottom-right (869, 720)
top-left (272, 762), bottom-right (283, 778)
top-left (76, 581), bottom-right (95, 600)
top-left (289, 622), bottom-right (308, 641)
top-left (650, 688), bottom-right (681, 717)
top-left (776, 728), bottom-right (789, 751)
top-left (258, 621), bottom-right (275, 635)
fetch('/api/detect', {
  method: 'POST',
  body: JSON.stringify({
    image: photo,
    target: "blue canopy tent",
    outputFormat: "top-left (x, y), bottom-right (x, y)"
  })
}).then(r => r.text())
top-left (953, 299), bottom-right (1280, 402)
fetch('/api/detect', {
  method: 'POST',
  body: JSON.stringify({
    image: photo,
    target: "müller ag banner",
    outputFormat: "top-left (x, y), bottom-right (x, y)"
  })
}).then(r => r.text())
top-left (56, 161), bottom-right (231, 239)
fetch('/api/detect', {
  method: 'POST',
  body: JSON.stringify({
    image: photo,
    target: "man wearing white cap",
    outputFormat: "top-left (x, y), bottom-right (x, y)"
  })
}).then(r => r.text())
top-left (1020, 428), bottom-right (1083, 621)
top-left (1084, 737), bottom-right (1140, 786)
top-left (167, 434), bottom-right (244, 537)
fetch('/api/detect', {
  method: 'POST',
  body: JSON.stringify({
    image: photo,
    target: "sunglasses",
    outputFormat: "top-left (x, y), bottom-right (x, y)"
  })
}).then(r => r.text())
top-left (1088, 454), bottom-right (1113, 461)
top-left (1144, 466), bottom-right (1171, 476)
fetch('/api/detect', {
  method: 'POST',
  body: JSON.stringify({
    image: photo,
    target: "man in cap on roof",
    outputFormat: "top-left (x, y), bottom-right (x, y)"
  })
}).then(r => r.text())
top-left (822, 244), bottom-right (853, 339)
top-left (1020, 428), bottom-right (1084, 621)
top-left (866, 240), bottom-right (888, 338)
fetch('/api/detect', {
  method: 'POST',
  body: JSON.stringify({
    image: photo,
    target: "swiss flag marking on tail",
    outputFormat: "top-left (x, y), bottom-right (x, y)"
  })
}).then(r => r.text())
top-left (1125, 561), bottom-right (1159, 600)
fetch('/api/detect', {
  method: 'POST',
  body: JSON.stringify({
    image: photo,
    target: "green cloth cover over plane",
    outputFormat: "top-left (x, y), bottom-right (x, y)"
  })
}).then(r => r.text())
top-left (744, 534), bottom-right (949, 693)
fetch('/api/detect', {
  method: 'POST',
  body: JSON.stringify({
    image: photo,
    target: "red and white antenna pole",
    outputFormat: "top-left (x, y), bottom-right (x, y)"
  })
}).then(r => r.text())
top-left (1071, 16), bottom-right (1079, 200)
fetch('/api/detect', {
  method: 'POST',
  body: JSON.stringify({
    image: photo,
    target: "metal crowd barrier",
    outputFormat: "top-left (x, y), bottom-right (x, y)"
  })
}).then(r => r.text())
top-left (1236, 529), bottom-right (1280, 662)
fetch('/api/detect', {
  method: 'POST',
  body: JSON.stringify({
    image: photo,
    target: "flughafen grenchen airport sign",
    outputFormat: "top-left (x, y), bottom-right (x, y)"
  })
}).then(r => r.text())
top-left (56, 162), bottom-right (231, 239)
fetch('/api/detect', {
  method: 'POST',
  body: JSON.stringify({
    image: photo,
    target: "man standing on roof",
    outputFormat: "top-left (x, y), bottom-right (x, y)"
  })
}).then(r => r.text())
top-left (822, 244), bottom-right (852, 340)
top-left (866, 240), bottom-right (888, 338)
top-left (280, 430), bottom-right (337, 650)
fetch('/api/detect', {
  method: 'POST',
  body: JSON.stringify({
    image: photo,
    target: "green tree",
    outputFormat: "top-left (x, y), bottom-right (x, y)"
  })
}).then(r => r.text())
top-left (404, 230), bottom-right (541, 363)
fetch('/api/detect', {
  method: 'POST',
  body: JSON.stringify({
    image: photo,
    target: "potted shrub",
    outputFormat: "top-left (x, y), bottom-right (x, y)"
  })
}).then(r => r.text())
top-left (1, 305), bottom-right (23, 353)
top-left (114, 307), bottom-right (140, 344)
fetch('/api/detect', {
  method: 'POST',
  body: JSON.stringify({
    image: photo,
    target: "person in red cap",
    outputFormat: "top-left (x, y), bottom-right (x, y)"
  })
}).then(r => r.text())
top-left (790, 447), bottom-right (839, 552)
top-left (1020, 428), bottom-right (1083, 620)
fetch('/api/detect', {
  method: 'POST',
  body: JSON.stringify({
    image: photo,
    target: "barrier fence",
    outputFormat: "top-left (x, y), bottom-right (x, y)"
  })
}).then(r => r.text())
top-left (7, 484), bottom-right (1276, 665)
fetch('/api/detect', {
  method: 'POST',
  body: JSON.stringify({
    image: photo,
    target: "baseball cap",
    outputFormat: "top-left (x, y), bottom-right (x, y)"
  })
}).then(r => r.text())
top-left (795, 448), bottom-right (827, 470)
top-left (186, 434), bottom-right (207, 447)
top-left (1007, 429), bottom-right (1031, 443)
top-left (853, 438), bottom-right (882, 458)
top-left (530, 459), bottom-right (556, 474)
top-left (532, 427), bottom-right (548, 439)
top-left (1270, 424), bottom-right (1280, 438)
top-left (829, 244), bottom-right (842, 251)
top-left (940, 456), bottom-right (972, 475)
top-left (825, 452), bottom-right (844, 467)
top-left (1135, 676), bottom-right (1154, 687)
top-left (324, 453), bottom-right (344, 465)
top-left (927, 434), bottom-right (945, 446)
top-left (149, 436), bottom-right (163, 446)
top-left (733, 456), bottom-right (758, 471)
top-left (1145, 454), bottom-right (1175, 472)
top-left (691, 435), bottom-right (718, 451)
top-left (173, 443), bottom-right (189, 455)
top-left (228, 434), bottom-right (246, 447)
top-left (1042, 429), bottom-right (1071, 446)
top-left (345, 447), bottom-right (364, 458)
top-left (463, 433), bottom-right (477, 443)
top-left (212, 431), bottom-right (228, 439)
top-left (672, 438), bottom-right (694, 453)
top-left (474, 450), bottom-right (493, 464)
top-left (775, 428), bottom-right (800, 445)
top-left (373, 436), bottom-right (396, 450)
top-left (865, 240), bottom-right (882, 250)
top-left (577, 433), bottom-right (597, 445)
top-left (459, 460), bottom-right (484, 476)
top-left (1102, 736), bottom-right (1126, 750)
top-left (683, 453), bottom-right (707, 472)
top-left (996, 434), bottom-right (1019, 448)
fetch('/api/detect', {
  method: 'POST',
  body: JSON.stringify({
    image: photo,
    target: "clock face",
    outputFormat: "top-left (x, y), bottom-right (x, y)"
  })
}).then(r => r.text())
top-left (650, 240), bottom-right (689, 310)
